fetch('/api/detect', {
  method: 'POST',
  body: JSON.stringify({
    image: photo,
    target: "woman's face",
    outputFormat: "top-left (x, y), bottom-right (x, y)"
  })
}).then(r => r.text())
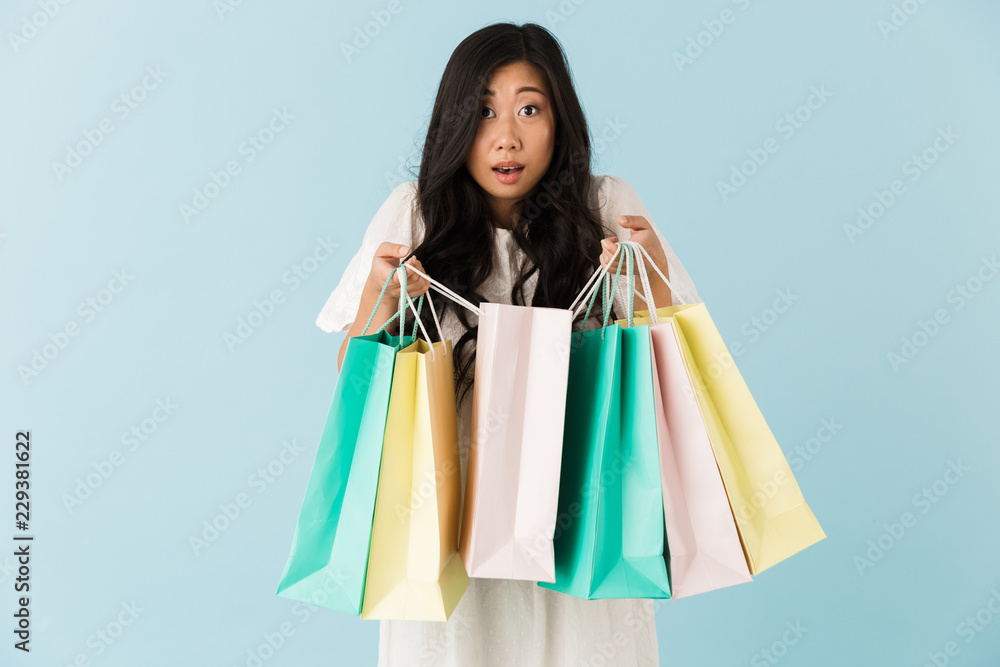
top-left (464, 60), bottom-right (557, 225)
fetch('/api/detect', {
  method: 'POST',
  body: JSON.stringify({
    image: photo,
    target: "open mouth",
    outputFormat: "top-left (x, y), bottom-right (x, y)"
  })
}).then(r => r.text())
top-left (492, 166), bottom-right (524, 184)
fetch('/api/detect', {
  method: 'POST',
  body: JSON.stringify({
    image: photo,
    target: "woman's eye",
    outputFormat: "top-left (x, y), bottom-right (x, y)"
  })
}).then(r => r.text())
top-left (479, 105), bottom-right (540, 119)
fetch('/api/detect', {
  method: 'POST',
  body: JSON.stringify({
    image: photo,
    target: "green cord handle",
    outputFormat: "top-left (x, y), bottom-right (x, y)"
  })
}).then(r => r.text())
top-left (360, 264), bottom-right (426, 348)
top-left (579, 242), bottom-right (635, 342)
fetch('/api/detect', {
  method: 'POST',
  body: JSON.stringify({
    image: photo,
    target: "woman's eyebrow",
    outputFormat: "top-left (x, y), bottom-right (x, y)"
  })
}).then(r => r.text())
top-left (483, 86), bottom-right (548, 97)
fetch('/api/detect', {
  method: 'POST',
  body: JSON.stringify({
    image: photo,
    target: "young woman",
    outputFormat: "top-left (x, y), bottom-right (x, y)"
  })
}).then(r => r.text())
top-left (316, 21), bottom-right (701, 667)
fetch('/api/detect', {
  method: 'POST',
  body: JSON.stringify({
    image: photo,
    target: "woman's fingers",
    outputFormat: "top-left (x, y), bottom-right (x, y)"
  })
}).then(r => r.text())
top-left (375, 241), bottom-right (410, 262)
top-left (390, 257), bottom-right (431, 297)
top-left (599, 237), bottom-right (619, 268)
top-left (406, 281), bottom-right (430, 299)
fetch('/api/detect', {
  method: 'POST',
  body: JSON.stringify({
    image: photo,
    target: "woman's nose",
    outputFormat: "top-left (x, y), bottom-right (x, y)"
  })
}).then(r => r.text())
top-left (493, 115), bottom-right (520, 151)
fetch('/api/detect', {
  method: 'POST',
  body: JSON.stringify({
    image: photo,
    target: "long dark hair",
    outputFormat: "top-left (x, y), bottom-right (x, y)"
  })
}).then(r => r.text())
top-left (404, 21), bottom-right (613, 404)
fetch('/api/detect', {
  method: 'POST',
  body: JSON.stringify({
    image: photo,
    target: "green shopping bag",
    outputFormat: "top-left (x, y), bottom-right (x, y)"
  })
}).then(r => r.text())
top-left (538, 244), bottom-right (671, 600)
top-left (275, 267), bottom-right (425, 613)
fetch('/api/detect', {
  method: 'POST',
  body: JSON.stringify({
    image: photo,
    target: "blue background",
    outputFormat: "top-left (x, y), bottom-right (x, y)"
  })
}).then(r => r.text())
top-left (2, 0), bottom-right (999, 665)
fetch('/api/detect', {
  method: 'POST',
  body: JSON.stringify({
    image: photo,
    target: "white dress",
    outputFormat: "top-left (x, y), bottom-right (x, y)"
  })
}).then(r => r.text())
top-left (316, 174), bottom-right (703, 667)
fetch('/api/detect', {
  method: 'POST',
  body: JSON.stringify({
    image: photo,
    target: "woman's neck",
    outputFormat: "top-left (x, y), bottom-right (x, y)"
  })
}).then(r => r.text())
top-left (489, 200), bottom-right (518, 231)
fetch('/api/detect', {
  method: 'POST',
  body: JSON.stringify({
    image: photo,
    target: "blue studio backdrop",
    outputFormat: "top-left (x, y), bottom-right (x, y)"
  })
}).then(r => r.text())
top-left (1, 1), bottom-right (999, 665)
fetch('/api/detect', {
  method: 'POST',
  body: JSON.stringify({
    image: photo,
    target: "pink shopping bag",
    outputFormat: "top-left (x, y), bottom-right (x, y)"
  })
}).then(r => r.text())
top-left (648, 319), bottom-right (753, 598)
top-left (602, 240), bottom-right (752, 598)
top-left (459, 302), bottom-right (572, 582)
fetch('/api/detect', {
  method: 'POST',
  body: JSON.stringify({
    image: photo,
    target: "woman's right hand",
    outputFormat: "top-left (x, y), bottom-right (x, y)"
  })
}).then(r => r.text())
top-left (366, 242), bottom-right (431, 304)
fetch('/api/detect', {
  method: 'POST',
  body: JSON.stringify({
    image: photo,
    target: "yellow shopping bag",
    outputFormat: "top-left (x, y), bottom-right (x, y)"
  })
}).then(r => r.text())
top-left (604, 240), bottom-right (824, 576)
top-left (626, 302), bottom-right (825, 574)
top-left (359, 335), bottom-right (469, 621)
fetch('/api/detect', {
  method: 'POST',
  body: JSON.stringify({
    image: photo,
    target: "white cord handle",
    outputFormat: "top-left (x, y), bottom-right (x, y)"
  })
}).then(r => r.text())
top-left (622, 240), bottom-right (688, 307)
top-left (570, 243), bottom-right (655, 320)
top-left (395, 266), bottom-right (447, 361)
top-left (571, 243), bottom-right (629, 318)
top-left (399, 262), bottom-right (485, 318)
top-left (624, 240), bottom-right (658, 324)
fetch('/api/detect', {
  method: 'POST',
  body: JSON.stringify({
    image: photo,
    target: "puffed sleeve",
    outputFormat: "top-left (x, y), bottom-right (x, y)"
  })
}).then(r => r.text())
top-left (596, 174), bottom-right (702, 315)
top-left (315, 181), bottom-right (420, 333)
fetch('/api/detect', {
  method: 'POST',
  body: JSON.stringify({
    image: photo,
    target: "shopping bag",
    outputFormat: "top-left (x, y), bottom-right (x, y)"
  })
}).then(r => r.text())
top-left (275, 267), bottom-right (419, 613)
top-left (617, 241), bottom-right (826, 575)
top-left (538, 243), bottom-right (672, 600)
top-left (399, 262), bottom-right (574, 583)
top-left (611, 242), bottom-right (752, 598)
top-left (360, 331), bottom-right (469, 621)
top-left (458, 302), bottom-right (572, 583)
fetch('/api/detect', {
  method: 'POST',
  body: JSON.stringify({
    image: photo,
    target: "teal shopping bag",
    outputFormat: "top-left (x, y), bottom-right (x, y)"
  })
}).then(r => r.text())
top-left (275, 268), bottom-right (424, 613)
top-left (538, 243), bottom-right (671, 600)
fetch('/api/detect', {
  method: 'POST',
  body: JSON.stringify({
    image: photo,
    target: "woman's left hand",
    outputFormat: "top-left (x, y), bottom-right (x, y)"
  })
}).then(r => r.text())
top-left (599, 215), bottom-right (673, 308)
top-left (599, 215), bottom-right (669, 275)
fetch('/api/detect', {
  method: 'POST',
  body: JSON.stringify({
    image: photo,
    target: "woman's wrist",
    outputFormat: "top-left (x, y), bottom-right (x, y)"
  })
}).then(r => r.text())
top-left (351, 275), bottom-right (400, 336)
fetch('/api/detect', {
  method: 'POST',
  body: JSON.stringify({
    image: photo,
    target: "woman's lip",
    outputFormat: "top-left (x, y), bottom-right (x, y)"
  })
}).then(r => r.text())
top-left (492, 166), bottom-right (524, 184)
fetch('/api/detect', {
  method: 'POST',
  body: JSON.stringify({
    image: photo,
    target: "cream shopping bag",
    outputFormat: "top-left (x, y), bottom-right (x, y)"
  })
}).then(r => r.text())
top-left (402, 265), bottom-right (573, 583)
top-left (360, 273), bottom-right (468, 621)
